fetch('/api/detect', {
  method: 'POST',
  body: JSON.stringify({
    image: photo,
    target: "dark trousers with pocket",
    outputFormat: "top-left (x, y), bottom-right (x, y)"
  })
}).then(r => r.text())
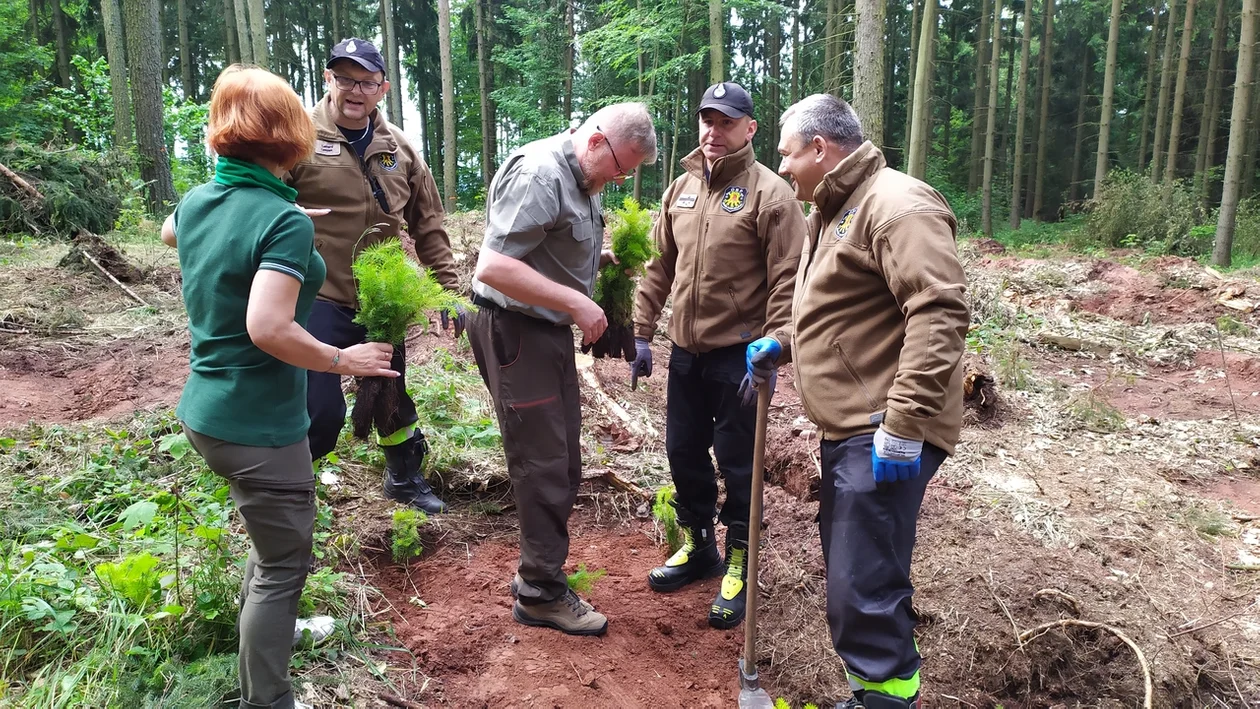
top-left (184, 427), bottom-right (316, 709)
top-left (819, 432), bottom-right (946, 690)
top-left (665, 343), bottom-right (757, 544)
top-left (466, 302), bottom-right (582, 604)
top-left (305, 299), bottom-right (418, 460)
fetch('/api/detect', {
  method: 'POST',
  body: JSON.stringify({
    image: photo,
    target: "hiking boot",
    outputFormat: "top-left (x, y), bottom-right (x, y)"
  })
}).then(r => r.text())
top-left (383, 432), bottom-right (447, 513)
top-left (647, 523), bottom-right (725, 592)
top-left (836, 691), bottom-right (921, 709)
top-left (708, 542), bottom-right (748, 629)
top-left (510, 574), bottom-right (592, 611)
top-left (512, 589), bottom-right (608, 636)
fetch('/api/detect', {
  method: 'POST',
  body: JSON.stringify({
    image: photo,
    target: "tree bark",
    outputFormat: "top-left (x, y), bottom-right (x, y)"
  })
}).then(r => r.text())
top-left (382, 0), bottom-right (403, 127)
top-left (1244, 49), bottom-right (1260, 196)
top-left (791, 5), bottom-right (801, 103)
top-left (563, 0), bottom-right (574, 123)
top-left (223, 0), bottom-right (240, 65)
top-left (969, 0), bottom-right (993, 193)
top-left (853, 0), bottom-right (885, 146)
top-left (1214, 0), bottom-right (1257, 267)
top-left (1162, 0), bottom-right (1197, 193)
top-left (1094, 0), bottom-right (1123, 193)
top-left (907, 0), bottom-right (938, 178)
top-left (475, 0), bottom-right (496, 191)
top-left (1010, 0), bottom-right (1033, 229)
top-left (101, 0), bottom-right (133, 148)
top-left (1152, 0), bottom-right (1179, 180)
top-left (768, 7), bottom-right (783, 157)
top-left (1137, 5), bottom-right (1161, 172)
top-left (52, 0), bottom-right (72, 89)
top-left (905, 0), bottom-right (921, 149)
top-left (710, 0), bottom-right (723, 83)
top-left (177, 0), bottom-right (194, 98)
top-left (825, 0), bottom-right (839, 93)
top-left (1195, 0), bottom-right (1228, 207)
top-left (246, 0), bottom-right (266, 67)
top-left (1070, 50), bottom-right (1090, 202)
top-left (122, 0), bottom-right (176, 211)
top-left (232, 0), bottom-right (253, 64)
top-left (437, 0), bottom-right (457, 212)
top-left (981, 0), bottom-right (1003, 234)
top-left (1032, 0), bottom-right (1056, 220)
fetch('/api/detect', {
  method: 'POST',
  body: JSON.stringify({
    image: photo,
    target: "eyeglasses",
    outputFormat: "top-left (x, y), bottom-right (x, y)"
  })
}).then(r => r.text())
top-left (597, 124), bottom-right (634, 179)
top-left (331, 74), bottom-right (383, 95)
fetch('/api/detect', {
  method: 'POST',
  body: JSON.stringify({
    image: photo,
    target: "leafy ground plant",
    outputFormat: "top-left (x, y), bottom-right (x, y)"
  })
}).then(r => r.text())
top-left (390, 508), bottom-right (427, 563)
top-left (565, 563), bottom-right (607, 595)
top-left (652, 484), bottom-right (683, 554)
top-left (584, 197), bottom-right (655, 360)
top-left (350, 240), bottom-right (467, 439)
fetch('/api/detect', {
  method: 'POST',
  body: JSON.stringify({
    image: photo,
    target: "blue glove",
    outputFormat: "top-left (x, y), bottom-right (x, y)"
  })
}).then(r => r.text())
top-left (745, 337), bottom-right (782, 385)
top-left (871, 426), bottom-right (923, 483)
top-left (630, 338), bottom-right (653, 390)
top-left (440, 305), bottom-right (468, 339)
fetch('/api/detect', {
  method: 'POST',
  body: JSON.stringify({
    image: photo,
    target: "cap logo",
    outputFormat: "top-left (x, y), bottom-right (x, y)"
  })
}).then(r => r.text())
top-left (347, 41), bottom-right (357, 53)
top-left (714, 84), bottom-right (727, 98)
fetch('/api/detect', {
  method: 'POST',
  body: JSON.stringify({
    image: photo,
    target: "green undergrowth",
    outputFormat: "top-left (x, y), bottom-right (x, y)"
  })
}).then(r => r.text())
top-left (565, 563), bottom-right (607, 595)
top-left (0, 412), bottom-right (380, 707)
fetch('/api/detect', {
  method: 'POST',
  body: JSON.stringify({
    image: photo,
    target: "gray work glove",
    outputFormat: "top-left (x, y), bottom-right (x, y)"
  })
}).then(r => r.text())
top-left (630, 337), bottom-right (652, 390)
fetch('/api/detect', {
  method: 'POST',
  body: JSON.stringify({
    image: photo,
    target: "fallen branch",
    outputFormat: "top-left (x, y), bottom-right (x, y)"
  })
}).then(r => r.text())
top-left (574, 352), bottom-right (657, 438)
top-left (377, 692), bottom-right (423, 709)
top-left (1033, 588), bottom-right (1082, 615)
top-left (79, 246), bottom-right (149, 308)
top-left (1227, 563), bottom-right (1260, 572)
top-left (1019, 619), bottom-right (1152, 709)
top-left (0, 160), bottom-right (44, 202)
top-left (1168, 604), bottom-right (1258, 638)
top-left (582, 468), bottom-right (650, 499)
top-left (1214, 321), bottom-right (1241, 428)
top-left (1036, 332), bottom-right (1112, 357)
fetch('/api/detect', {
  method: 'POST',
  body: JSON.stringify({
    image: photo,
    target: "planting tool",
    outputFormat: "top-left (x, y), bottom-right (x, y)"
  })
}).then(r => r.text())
top-left (738, 384), bottom-right (774, 709)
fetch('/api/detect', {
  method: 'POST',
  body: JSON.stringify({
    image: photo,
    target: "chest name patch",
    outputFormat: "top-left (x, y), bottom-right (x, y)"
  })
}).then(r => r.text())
top-left (675, 193), bottom-right (698, 209)
top-left (314, 140), bottom-right (341, 156)
top-left (721, 186), bottom-right (748, 213)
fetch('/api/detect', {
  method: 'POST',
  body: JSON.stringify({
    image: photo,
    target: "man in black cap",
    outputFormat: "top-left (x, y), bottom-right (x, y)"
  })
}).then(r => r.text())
top-left (285, 38), bottom-right (462, 514)
top-left (631, 81), bottom-right (806, 628)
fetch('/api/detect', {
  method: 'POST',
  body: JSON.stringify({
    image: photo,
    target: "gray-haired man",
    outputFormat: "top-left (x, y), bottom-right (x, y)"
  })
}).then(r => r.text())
top-left (467, 103), bottom-right (658, 636)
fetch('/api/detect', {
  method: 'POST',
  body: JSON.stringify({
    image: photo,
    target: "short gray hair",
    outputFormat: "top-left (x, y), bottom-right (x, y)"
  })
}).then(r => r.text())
top-left (780, 94), bottom-right (864, 151)
top-left (583, 102), bottom-right (659, 165)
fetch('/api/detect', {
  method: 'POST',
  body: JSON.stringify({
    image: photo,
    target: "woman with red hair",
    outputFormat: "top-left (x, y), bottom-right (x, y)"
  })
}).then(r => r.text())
top-left (162, 65), bottom-right (397, 709)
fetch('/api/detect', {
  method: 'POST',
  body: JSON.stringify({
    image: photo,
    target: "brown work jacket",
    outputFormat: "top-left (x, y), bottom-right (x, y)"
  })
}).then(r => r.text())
top-left (633, 144), bottom-right (806, 360)
top-left (285, 97), bottom-right (459, 309)
top-left (793, 142), bottom-right (969, 453)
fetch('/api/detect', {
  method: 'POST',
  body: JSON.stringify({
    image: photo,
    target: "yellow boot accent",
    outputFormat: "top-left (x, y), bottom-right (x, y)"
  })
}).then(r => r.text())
top-left (720, 547), bottom-right (746, 600)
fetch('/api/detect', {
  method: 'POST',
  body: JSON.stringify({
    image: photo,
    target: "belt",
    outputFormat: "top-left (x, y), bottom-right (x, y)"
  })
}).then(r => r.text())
top-left (472, 293), bottom-right (568, 328)
top-left (471, 293), bottom-right (502, 311)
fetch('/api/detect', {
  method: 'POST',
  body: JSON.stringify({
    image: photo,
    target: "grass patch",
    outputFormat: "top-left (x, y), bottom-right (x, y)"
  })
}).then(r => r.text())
top-left (565, 563), bottom-right (607, 595)
top-left (1183, 505), bottom-right (1234, 539)
top-left (1217, 315), bottom-right (1252, 337)
top-left (1062, 389), bottom-right (1126, 433)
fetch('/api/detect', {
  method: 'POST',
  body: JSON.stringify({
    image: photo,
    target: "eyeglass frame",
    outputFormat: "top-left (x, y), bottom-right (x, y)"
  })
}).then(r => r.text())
top-left (330, 73), bottom-right (385, 95)
top-left (596, 124), bottom-right (634, 179)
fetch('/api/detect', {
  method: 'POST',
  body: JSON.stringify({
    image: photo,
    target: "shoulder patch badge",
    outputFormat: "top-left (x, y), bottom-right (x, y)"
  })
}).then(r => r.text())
top-left (720, 186), bottom-right (748, 213)
top-left (675, 193), bottom-right (698, 209)
top-left (835, 207), bottom-right (858, 240)
top-left (379, 153), bottom-right (399, 171)
top-left (314, 140), bottom-right (340, 156)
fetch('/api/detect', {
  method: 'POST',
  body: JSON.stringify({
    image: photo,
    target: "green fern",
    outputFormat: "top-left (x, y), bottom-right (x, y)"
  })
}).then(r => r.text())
top-left (352, 240), bottom-right (468, 345)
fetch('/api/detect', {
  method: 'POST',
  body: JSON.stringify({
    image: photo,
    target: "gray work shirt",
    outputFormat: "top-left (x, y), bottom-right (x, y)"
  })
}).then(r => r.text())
top-left (472, 131), bottom-right (603, 325)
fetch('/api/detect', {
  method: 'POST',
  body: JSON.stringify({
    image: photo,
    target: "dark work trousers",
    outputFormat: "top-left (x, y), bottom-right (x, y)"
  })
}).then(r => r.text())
top-left (819, 432), bottom-right (946, 688)
top-left (305, 299), bottom-right (417, 460)
top-left (665, 343), bottom-right (757, 544)
top-left (466, 300), bottom-right (582, 605)
top-left (184, 427), bottom-right (315, 709)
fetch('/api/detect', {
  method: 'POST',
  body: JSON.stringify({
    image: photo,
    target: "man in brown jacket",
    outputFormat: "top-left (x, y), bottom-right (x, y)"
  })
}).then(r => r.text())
top-left (286, 39), bottom-right (461, 514)
top-left (632, 82), bottom-right (806, 630)
top-left (759, 93), bottom-right (969, 709)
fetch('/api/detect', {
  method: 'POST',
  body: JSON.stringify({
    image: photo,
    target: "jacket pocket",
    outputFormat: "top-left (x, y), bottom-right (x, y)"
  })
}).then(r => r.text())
top-left (726, 288), bottom-right (753, 340)
top-left (830, 337), bottom-right (878, 412)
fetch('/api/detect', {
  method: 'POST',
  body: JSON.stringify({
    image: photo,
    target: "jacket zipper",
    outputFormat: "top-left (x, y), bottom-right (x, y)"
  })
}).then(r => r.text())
top-left (831, 338), bottom-right (878, 411)
top-left (690, 181), bottom-right (709, 348)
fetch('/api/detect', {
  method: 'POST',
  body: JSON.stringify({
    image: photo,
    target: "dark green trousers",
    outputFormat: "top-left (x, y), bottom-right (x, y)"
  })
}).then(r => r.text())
top-left (185, 427), bottom-right (315, 709)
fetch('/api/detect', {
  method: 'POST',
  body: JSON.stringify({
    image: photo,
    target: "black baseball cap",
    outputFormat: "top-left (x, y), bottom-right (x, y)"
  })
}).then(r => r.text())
top-left (327, 38), bottom-right (387, 75)
top-left (696, 82), bottom-right (754, 119)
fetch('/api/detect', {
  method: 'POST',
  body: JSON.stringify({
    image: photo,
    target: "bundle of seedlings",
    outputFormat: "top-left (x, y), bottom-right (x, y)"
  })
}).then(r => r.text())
top-left (350, 239), bottom-right (468, 439)
top-left (582, 197), bottom-right (655, 360)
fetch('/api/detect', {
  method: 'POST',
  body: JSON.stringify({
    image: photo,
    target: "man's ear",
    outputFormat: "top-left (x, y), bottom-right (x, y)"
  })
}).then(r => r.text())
top-left (812, 135), bottom-right (828, 162)
top-left (587, 131), bottom-right (606, 151)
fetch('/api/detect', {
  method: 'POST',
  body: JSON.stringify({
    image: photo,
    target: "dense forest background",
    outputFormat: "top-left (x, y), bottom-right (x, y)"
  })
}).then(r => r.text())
top-left (3, 0), bottom-right (1260, 265)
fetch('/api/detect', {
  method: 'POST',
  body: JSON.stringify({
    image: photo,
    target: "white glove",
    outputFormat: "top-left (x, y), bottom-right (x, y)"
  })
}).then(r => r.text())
top-left (873, 426), bottom-right (923, 462)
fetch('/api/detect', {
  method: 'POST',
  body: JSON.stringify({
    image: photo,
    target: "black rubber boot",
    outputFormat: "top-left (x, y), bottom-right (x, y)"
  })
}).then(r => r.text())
top-left (647, 523), bottom-right (725, 592)
top-left (708, 541), bottom-right (747, 629)
top-left (837, 691), bottom-right (921, 709)
top-left (382, 432), bottom-right (447, 514)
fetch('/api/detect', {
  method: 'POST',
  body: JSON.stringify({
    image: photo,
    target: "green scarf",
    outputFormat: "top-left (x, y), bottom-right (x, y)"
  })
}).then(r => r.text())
top-left (213, 156), bottom-right (298, 202)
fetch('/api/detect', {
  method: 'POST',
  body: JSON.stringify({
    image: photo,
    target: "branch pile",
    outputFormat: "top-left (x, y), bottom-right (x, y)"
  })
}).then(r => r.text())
top-left (0, 144), bottom-right (126, 237)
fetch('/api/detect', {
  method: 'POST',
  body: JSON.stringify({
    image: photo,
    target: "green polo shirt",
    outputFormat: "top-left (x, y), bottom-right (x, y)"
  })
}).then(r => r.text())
top-left (174, 157), bottom-right (326, 447)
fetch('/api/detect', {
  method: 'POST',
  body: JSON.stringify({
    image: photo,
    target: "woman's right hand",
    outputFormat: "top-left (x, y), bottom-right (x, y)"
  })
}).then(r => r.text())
top-left (332, 343), bottom-right (399, 378)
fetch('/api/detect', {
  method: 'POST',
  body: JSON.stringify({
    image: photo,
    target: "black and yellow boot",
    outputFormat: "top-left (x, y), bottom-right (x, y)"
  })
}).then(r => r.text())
top-left (647, 523), bottom-right (724, 592)
top-left (836, 691), bottom-right (921, 709)
top-left (383, 432), bottom-right (447, 514)
top-left (708, 541), bottom-right (748, 629)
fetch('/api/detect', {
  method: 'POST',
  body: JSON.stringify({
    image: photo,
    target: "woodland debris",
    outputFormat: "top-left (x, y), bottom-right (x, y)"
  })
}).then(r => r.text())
top-left (1036, 332), bottom-right (1113, 357)
top-left (1018, 619), bottom-right (1153, 709)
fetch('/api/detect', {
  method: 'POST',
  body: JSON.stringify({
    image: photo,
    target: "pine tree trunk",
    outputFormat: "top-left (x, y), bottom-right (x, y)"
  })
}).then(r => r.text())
top-left (768, 10), bottom-right (783, 156)
top-left (1152, 0), bottom-right (1179, 180)
top-left (1163, 0), bottom-right (1197, 193)
top-left (233, 0), bottom-right (253, 64)
top-left (853, 0), bottom-right (885, 146)
top-left (177, 0), bottom-right (194, 98)
top-left (1032, 0), bottom-right (1056, 220)
top-left (52, 0), bottom-right (72, 89)
top-left (1070, 52), bottom-right (1090, 202)
top-left (1195, 0), bottom-right (1228, 207)
top-left (710, 0), bottom-right (723, 83)
top-left (437, 0), bottom-right (457, 213)
top-left (905, 0), bottom-right (921, 149)
top-left (475, 0), bottom-right (495, 191)
top-left (1000, 25), bottom-right (1015, 172)
top-left (1244, 49), bottom-right (1260, 196)
top-left (382, 0), bottom-right (403, 127)
top-left (331, 0), bottom-right (341, 43)
top-left (122, 0), bottom-right (176, 212)
top-left (223, 0), bottom-right (240, 65)
top-left (1215, 0), bottom-right (1257, 266)
top-left (825, 0), bottom-right (839, 92)
top-left (1137, 5), bottom-right (1161, 172)
top-left (969, 0), bottom-right (993, 193)
top-left (1094, 0), bottom-right (1122, 193)
top-left (246, 0), bottom-right (266, 67)
top-left (907, 0), bottom-right (938, 178)
top-left (791, 5), bottom-right (801, 103)
top-left (982, 0), bottom-right (1003, 234)
top-left (1010, 0), bottom-right (1033, 229)
top-left (101, 0), bottom-right (133, 148)
top-left (563, 0), bottom-right (574, 123)
top-left (633, 0), bottom-right (645, 203)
